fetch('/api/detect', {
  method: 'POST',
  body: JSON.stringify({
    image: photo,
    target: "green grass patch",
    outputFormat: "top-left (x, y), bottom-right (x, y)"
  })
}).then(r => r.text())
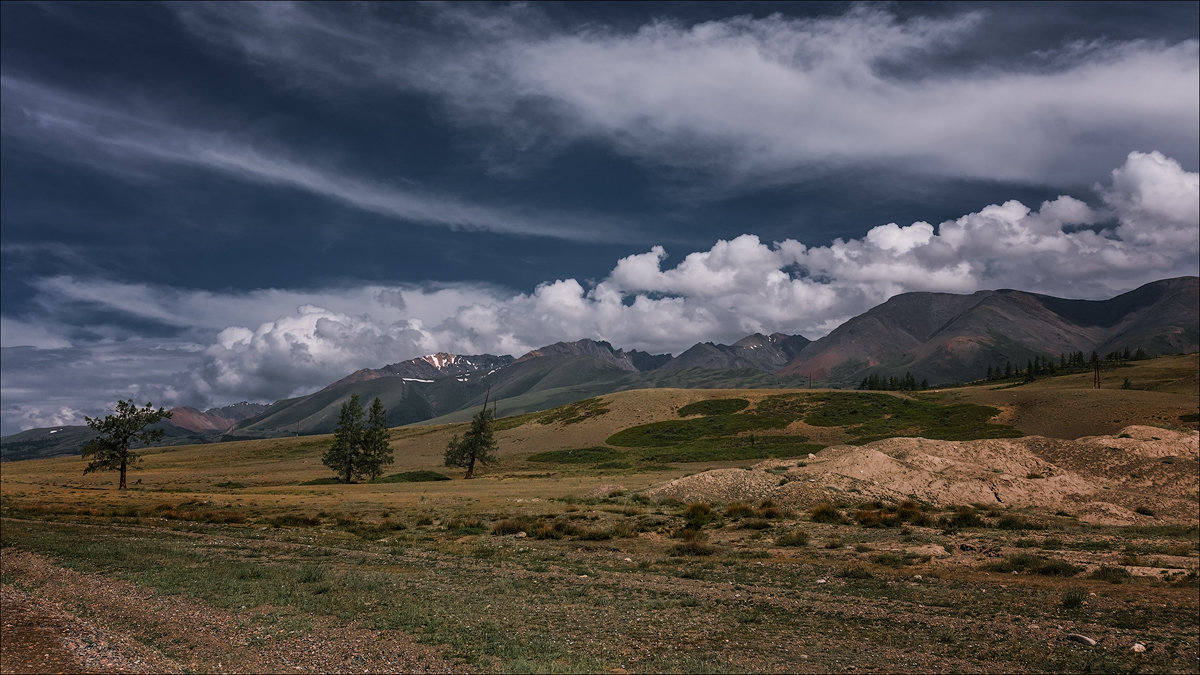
top-left (536, 398), bottom-right (610, 425)
top-left (802, 392), bottom-right (1020, 443)
top-left (526, 446), bottom-right (623, 464)
top-left (677, 398), bottom-right (750, 417)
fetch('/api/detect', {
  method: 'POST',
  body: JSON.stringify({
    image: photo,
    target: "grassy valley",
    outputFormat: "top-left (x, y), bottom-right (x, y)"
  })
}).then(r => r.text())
top-left (1, 355), bottom-right (1197, 673)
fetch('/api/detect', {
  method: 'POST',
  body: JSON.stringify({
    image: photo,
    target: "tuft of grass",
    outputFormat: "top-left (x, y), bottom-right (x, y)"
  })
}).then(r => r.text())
top-left (985, 553), bottom-right (1081, 577)
top-left (724, 501), bottom-right (756, 519)
top-left (838, 565), bottom-right (874, 579)
top-left (490, 518), bottom-right (531, 536)
top-left (670, 540), bottom-right (718, 556)
top-left (809, 503), bottom-right (846, 524)
top-left (854, 500), bottom-right (932, 528)
top-left (940, 506), bottom-right (984, 529)
top-left (1090, 565), bottom-right (1133, 584)
top-left (683, 502), bottom-right (719, 528)
top-left (1061, 586), bottom-right (1087, 609)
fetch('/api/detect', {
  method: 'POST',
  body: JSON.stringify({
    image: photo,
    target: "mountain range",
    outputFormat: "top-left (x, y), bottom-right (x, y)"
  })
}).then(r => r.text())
top-left (3, 276), bottom-right (1195, 460)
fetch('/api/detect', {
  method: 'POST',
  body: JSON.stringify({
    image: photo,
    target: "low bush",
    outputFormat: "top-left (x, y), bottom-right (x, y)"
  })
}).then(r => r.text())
top-left (838, 565), bottom-right (873, 579)
top-left (854, 500), bottom-right (932, 528)
top-left (1061, 586), bottom-right (1087, 609)
top-left (940, 506), bottom-right (984, 529)
top-left (684, 502), bottom-right (719, 528)
top-left (724, 501), bottom-right (756, 519)
top-left (809, 502), bottom-right (845, 524)
top-left (1090, 565), bottom-right (1133, 584)
top-left (671, 540), bottom-right (718, 556)
top-left (490, 518), bottom-right (530, 536)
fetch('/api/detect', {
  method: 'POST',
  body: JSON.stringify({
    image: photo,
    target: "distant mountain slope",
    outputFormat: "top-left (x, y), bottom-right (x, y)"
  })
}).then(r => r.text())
top-left (662, 332), bottom-right (810, 372)
top-left (779, 277), bottom-right (1199, 386)
top-left (169, 402), bottom-right (269, 434)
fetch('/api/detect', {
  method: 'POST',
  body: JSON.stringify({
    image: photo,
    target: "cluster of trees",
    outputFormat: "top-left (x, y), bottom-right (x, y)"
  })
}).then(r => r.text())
top-left (81, 391), bottom-right (502, 489)
top-left (857, 372), bottom-right (929, 391)
top-left (984, 347), bottom-right (1149, 383)
top-left (322, 394), bottom-right (394, 483)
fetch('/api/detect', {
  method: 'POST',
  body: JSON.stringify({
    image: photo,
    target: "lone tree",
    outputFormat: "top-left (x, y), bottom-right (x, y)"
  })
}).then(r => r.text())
top-left (444, 397), bottom-right (498, 479)
top-left (322, 394), bottom-right (392, 482)
top-left (81, 400), bottom-right (172, 489)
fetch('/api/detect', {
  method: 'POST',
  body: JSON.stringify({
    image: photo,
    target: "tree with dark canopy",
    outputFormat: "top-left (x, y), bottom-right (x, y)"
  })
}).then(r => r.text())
top-left (444, 397), bottom-right (498, 479)
top-left (81, 400), bottom-right (172, 489)
top-left (322, 394), bottom-right (393, 482)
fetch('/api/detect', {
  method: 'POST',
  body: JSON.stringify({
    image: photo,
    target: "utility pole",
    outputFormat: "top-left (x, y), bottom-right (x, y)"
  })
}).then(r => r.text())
top-left (1092, 352), bottom-right (1101, 390)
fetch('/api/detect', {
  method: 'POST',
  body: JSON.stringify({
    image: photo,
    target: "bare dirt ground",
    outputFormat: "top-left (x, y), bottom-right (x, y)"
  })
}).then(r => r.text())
top-left (645, 425), bottom-right (1199, 525)
top-left (0, 548), bottom-right (465, 674)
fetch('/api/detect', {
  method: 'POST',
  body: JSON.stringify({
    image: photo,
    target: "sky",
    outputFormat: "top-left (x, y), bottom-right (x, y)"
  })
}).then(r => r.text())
top-left (1, 1), bottom-right (1198, 436)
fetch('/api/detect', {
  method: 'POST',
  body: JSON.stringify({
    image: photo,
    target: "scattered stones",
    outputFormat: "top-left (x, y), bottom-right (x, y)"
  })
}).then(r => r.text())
top-left (1132, 643), bottom-right (1146, 653)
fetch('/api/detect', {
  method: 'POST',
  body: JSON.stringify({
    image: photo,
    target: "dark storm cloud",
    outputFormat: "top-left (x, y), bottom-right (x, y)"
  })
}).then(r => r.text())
top-left (1, 2), bottom-right (1197, 435)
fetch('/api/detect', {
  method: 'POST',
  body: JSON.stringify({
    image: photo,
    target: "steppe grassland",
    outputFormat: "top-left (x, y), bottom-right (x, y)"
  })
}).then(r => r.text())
top-left (1, 355), bottom-right (1198, 672)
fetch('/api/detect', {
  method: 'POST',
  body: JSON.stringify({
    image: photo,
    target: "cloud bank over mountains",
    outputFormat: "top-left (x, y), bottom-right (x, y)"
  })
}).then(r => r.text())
top-left (4, 151), bottom-right (1196, 433)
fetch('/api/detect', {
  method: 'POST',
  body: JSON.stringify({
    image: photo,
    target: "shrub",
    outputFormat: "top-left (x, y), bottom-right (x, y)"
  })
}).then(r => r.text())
top-left (824, 536), bottom-right (844, 549)
top-left (739, 518), bottom-right (771, 530)
top-left (809, 502), bottom-right (845, 524)
top-left (871, 552), bottom-right (917, 568)
top-left (996, 515), bottom-right (1045, 530)
top-left (941, 506), bottom-right (984, 529)
top-left (684, 502), bottom-right (718, 528)
top-left (757, 499), bottom-right (787, 519)
top-left (445, 517), bottom-right (486, 535)
top-left (490, 518), bottom-right (529, 536)
top-left (986, 553), bottom-right (1080, 576)
top-left (1090, 565), bottom-right (1133, 584)
top-left (671, 540), bottom-right (718, 556)
top-left (776, 529), bottom-right (810, 547)
top-left (724, 501), bottom-right (756, 519)
top-left (1061, 586), bottom-right (1087, 609)
top-left (838, 565), bottom-right (873, 579)
top-left (855, 500), bottom-right (932, 528)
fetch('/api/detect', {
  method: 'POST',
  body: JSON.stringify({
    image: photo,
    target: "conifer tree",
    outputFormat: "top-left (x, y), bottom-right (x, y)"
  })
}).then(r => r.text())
top-left (323, 394), bottom-right (365, 483)
top-left (359, 397), bottom-right (394, 481)
top-left (444, 398), bottom-right (498, 479)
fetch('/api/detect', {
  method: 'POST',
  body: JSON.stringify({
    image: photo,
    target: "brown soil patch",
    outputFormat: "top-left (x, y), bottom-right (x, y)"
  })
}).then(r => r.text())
top-left (645, 426), bottom-right (1199, 524)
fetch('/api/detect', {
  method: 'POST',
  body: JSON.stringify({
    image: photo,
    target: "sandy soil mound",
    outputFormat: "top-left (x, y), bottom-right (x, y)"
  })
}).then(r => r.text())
top-left (643, 426), bottom-right (1199, 525)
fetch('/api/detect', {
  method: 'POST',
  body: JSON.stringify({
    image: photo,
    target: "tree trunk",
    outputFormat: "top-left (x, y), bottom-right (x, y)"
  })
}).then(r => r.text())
top-left (465, 454), bottom-right (476, 479)
top-left (119, 457), bottom-right (127, 490)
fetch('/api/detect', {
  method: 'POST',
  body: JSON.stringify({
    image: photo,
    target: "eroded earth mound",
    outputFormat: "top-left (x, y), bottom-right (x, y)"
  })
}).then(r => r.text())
top-left (644, 425), bottom-right (1199, 524)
